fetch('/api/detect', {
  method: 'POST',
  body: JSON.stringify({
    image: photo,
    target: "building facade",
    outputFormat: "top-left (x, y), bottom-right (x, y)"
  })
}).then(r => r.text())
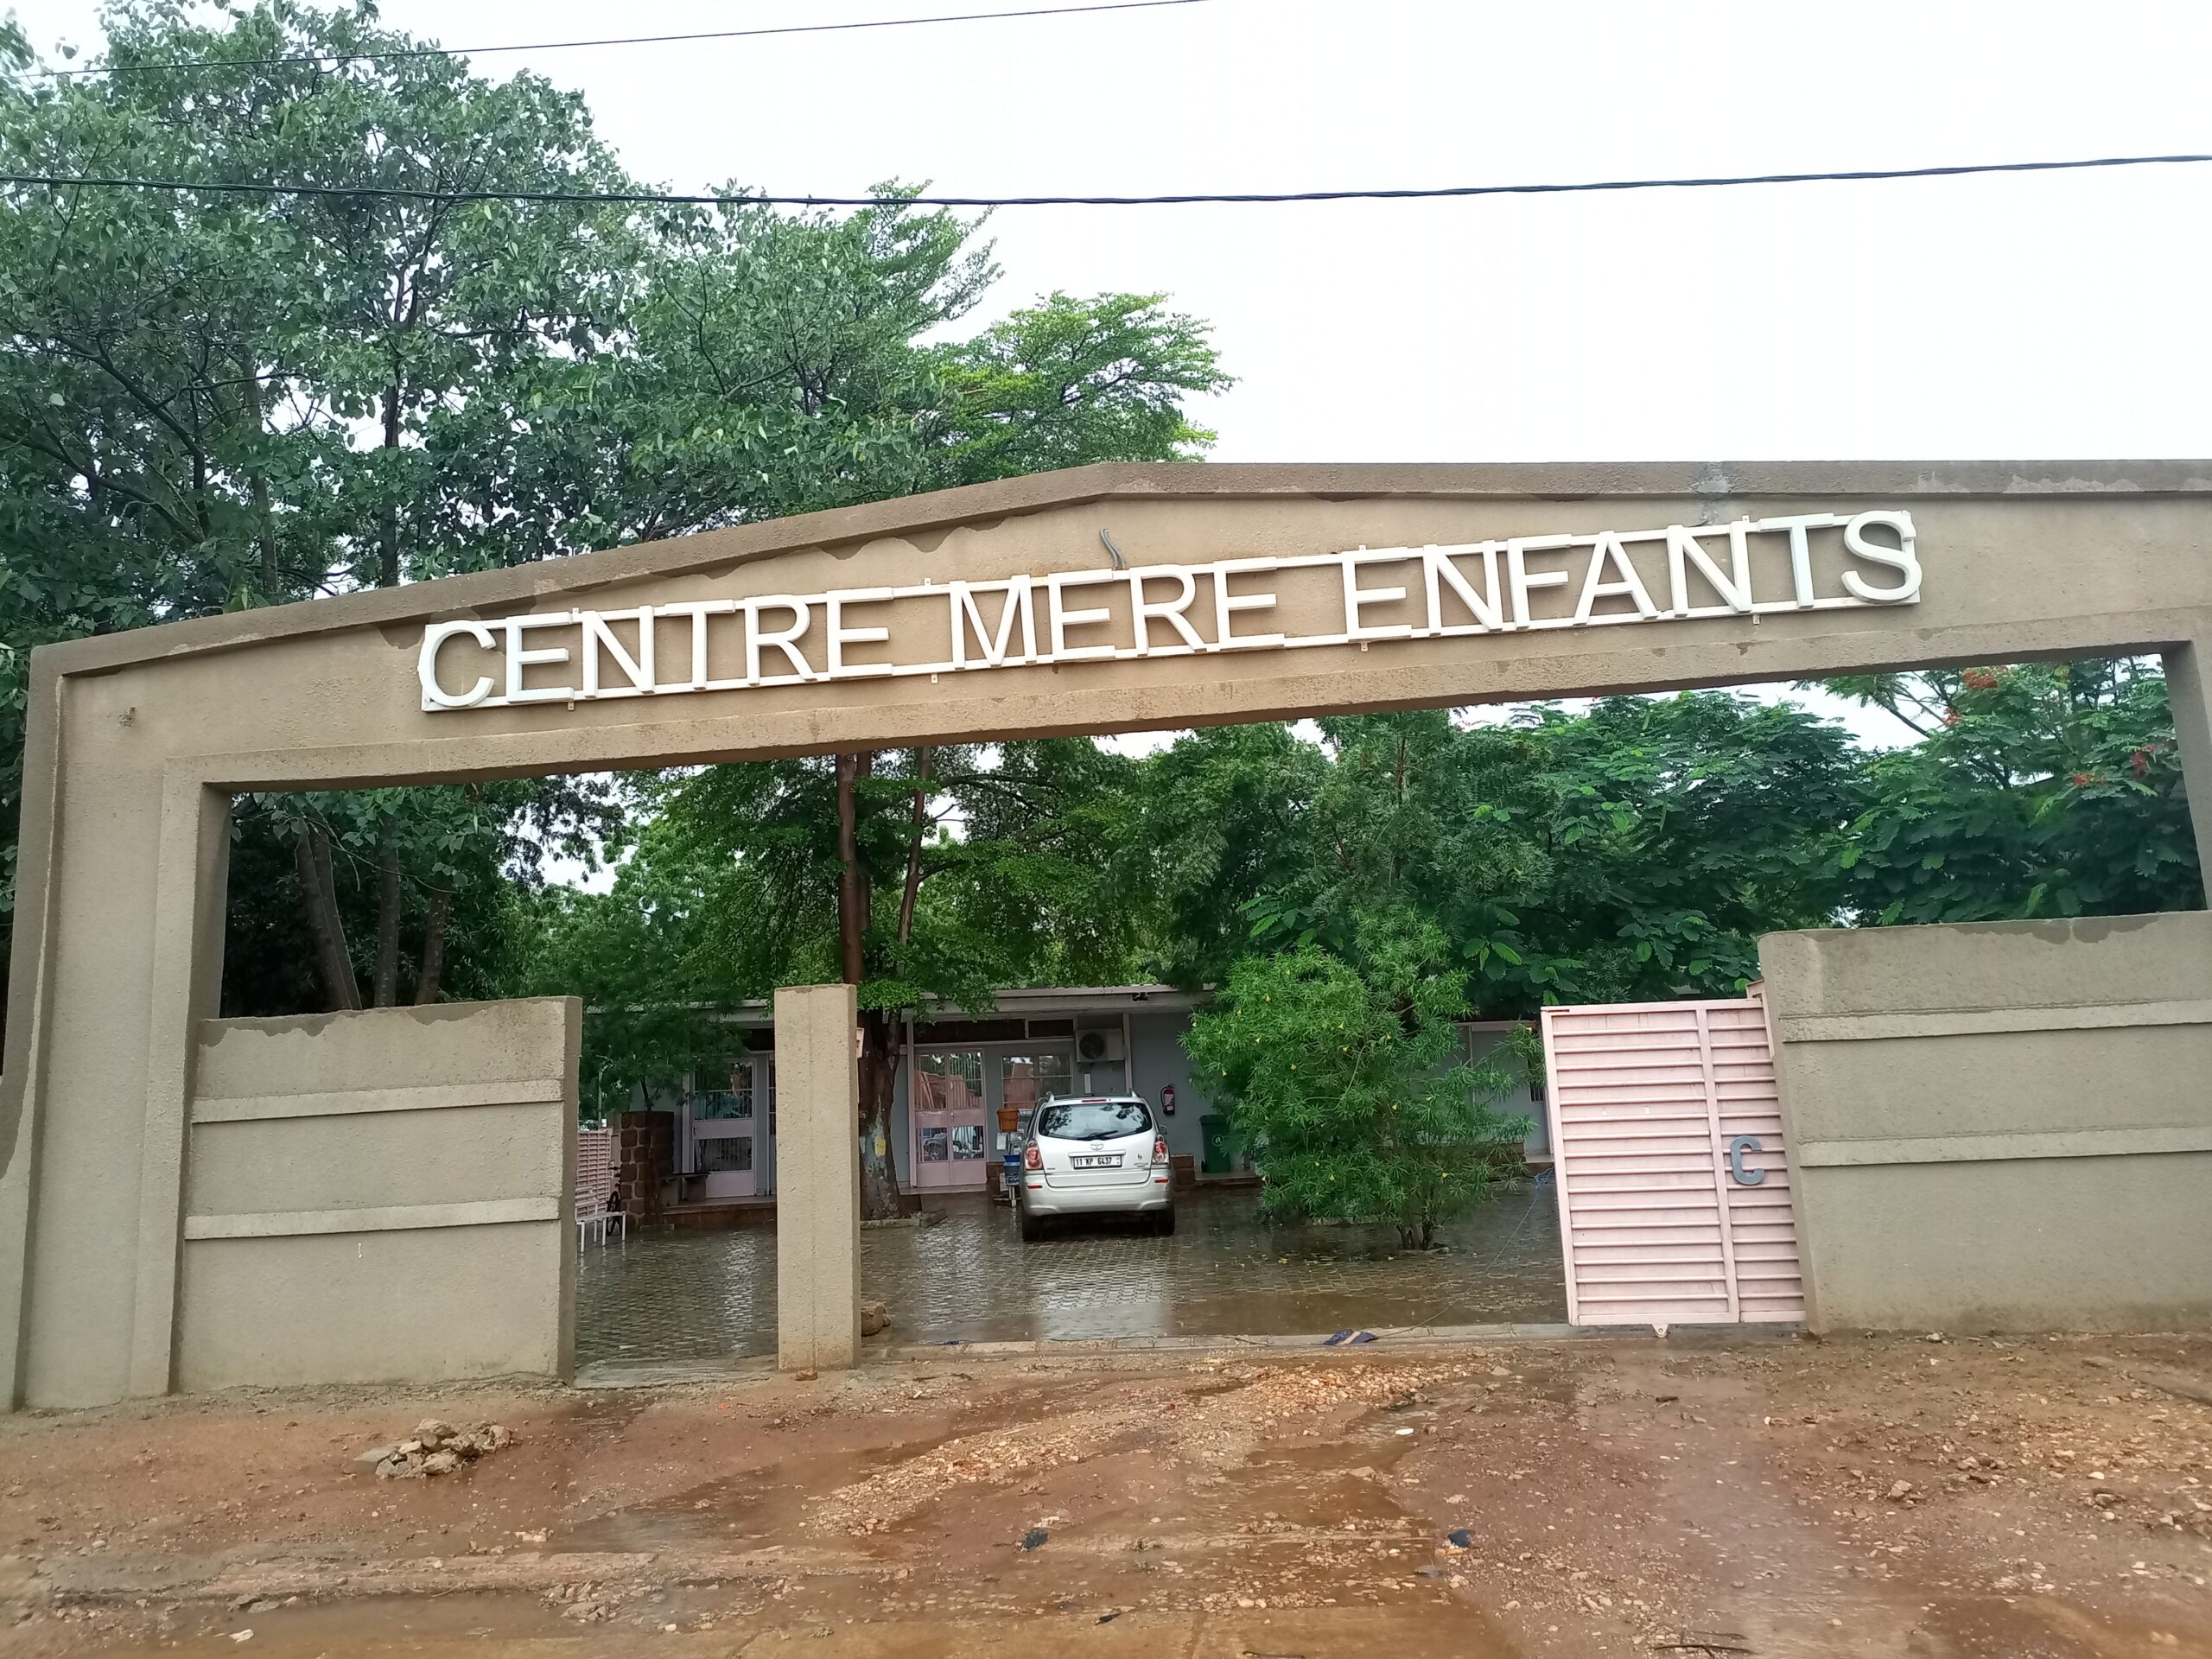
top-left (646, 986), bottom-right (1547, 1204)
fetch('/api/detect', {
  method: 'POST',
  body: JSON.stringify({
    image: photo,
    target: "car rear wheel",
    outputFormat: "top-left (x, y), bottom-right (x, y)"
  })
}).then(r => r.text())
top-left (1152, 1206), bottom-right (1176, 1237)
top-left (1020, 1205), bottom-right (1049, 1242)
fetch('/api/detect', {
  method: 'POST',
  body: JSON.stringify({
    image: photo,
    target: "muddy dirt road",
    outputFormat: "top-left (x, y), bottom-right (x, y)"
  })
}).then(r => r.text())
top-left (0, 1332), bottom-right (2205, 1656)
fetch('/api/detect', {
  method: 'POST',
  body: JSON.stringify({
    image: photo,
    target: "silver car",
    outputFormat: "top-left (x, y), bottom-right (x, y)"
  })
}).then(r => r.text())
top-left (1016, 1094), bottom-right (1174, 1239)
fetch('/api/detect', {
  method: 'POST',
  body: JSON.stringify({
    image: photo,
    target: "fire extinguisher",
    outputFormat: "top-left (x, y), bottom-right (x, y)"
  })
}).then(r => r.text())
top-left (1161, 1084), bottom-right (1176, 1116)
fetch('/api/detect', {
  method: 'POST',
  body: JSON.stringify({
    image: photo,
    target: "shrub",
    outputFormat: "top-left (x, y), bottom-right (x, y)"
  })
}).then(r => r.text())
top-left (1185, 928), bottom-right (1529, 1249)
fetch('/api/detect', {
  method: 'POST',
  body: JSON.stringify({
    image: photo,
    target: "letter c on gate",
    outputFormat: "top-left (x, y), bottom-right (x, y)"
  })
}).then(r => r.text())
top-left (1727, 1135), bottom-right (1765, 1185)
top-left (418, 620), bottom-right (498, 709)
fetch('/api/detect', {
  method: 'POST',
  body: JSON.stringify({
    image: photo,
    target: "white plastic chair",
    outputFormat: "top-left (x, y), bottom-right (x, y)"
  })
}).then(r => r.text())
top-left (576, 1188), bottom-right (626, 1250)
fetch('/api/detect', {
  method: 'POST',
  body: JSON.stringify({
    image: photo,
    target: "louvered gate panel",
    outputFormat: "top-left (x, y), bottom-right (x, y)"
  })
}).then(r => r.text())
top-left (1710, 992), bottom-right (1803, 1321)
top-left (1540, 997), bottom-right (1804, 1328)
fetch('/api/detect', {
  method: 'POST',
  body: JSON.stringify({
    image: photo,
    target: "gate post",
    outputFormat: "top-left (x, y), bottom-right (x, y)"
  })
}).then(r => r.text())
top-left (774, 983), bottom-right (861, 1371)
top-left (2164, 640), bottom-right (2212, 892)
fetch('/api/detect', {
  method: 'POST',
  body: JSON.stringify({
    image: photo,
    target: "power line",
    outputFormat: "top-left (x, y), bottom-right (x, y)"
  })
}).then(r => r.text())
top-left (3, 152), bottom-right (2209, 210)
top-left (31, 0), bottom-right (1206, 79)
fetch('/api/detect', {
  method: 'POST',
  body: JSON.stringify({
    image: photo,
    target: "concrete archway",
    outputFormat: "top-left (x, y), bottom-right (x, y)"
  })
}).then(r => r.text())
top-left (7, 461), bottom-right (2210, 1407)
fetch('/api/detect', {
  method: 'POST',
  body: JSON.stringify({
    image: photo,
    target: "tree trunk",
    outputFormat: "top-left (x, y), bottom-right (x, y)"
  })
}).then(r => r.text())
top-left (836, 752), bottom-right (906, 1217)
top-left (896, 746), bottom-right (931, 943)
top-left (295, 824), bottom-right (359, 1012)
top-left (857, 1007), bottom-right (905, 1220)
top-left (372, 824), bottom-right (402, 1007)
top-left (834, 752), bottom-right (870, 983)
top-left (414, 888), bottom-right (452, 1004)
top-left (378, 380), bottom-right (402, 589)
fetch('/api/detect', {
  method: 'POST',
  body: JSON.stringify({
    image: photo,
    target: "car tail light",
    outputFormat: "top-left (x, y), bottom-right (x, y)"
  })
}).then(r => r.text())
top-left (1152, 1136), bottom-right (1169, 1166)
top-left (1023, 1143), bottom-right (1042, 1171)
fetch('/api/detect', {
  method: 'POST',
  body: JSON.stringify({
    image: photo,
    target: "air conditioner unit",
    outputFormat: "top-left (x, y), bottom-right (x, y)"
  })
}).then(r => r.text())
top-left (1075, 1028), bottom-right (1124, 1064)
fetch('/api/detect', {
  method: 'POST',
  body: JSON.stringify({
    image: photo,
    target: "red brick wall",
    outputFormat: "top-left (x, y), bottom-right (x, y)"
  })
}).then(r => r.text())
top-left (613, 1109), bottom-right (674, 1224)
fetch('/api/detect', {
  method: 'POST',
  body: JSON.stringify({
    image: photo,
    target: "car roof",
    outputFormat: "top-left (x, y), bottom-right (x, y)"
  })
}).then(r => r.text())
top-left (1036, 1093), bottom-right (1147, 1106)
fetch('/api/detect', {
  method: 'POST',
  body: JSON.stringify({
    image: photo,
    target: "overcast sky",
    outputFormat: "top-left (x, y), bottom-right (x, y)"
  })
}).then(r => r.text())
top-left (21, 0), bottom-right (2206, 772)
top-left (22, 0), bottom-right (2212, 463)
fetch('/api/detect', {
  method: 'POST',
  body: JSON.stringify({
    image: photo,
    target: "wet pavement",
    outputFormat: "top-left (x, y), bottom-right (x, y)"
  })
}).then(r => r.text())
top-left (577, 1179), bottom-right (1566, 1369)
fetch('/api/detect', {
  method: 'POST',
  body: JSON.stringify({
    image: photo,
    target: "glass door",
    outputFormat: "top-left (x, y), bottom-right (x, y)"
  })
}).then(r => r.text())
top-left (999, 1048), bottom-right (1075, 1183)
top-left (691, 1057), bottom-right (761, 1199)
top-left (912, 1048), bottom-right (989, 1189)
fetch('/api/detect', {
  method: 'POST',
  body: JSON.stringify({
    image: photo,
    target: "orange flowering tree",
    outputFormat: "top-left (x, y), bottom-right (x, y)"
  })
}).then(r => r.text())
top-left (1828, 659), bottom-right (2201, 924)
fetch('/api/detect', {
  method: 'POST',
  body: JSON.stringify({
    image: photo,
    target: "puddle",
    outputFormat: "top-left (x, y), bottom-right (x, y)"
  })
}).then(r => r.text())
top-left (579, 1184), bottom-right (1567, 1366)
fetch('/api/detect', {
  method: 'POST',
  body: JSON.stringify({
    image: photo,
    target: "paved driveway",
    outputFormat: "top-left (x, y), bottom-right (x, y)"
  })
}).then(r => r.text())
top-left (577, 1180), bottom-right (1565, 1369)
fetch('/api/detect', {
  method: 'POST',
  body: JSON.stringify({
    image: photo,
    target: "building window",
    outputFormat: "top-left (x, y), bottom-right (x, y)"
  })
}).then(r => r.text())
top-left (1000, 1050), bottom-right (1073, 1115)
top-left (697, 1136), bottom-right (754, 1173)
top-left (913, 1048), bottom-right (985, 1110)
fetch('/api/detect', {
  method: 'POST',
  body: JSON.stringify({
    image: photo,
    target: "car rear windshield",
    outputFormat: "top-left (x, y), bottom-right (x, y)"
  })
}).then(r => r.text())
top-left (1035, 1099), bottom-right (1154, 1141)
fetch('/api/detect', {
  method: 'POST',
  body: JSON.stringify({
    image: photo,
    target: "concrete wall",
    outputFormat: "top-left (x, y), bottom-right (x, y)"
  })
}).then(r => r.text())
top-left (10, 460), bottom-right (2212, 1404)
top-left (1466, 1024), bottom-right (1546, 1158)
top-left (1759, 915), bottom-right (2212, 1334)
top-left (175, 999), bottom-right (579, 1392)
top-left (774, 985), bottom-right (860, 1370)
top-left (1129, 1010), bottom-right (1211, 1164)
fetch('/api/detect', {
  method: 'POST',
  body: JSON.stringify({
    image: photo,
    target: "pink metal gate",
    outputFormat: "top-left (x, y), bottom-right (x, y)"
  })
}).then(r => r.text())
top-left (577, 1128), bottom-right (616, 1210)
top-left (1539, 995), bottom-right (1804, 1327)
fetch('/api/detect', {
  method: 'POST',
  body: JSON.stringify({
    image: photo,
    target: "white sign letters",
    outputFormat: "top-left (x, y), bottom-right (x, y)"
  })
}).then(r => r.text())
top-left (418, 509), bottom-right (1920, 712)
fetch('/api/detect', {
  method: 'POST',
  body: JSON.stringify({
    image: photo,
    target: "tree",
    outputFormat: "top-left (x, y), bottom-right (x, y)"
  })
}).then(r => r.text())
top-left (932, 292), bottom-right (1224, 484)
top-left (409, 185), bottom-right (1228, 1216)
top-left (500, 805), bottom-right (752, 1119)
top-left (1184, 925), bottom-right (1527, 1249)
top-left (1507, 693), bottom-right (1863, 1003)
top-left (1124, 696), bottom-right (1859, 1020)
top-left (1111, 722), bottom-right (1329, 989)
top-left (1166, 715), bottom-right (1544, 1243)
top-left (0, 2), bottom-right (1231, 1070)
top-left (616, 741), bottom-right (1148, 1217)
top-left (1827, 661), bottom-right (2202, 923)
top-left (416, 191), bottom-right (993, 569)
top-left (0, 0), bottom-right (641, 1014)
top-left (224, 778), bottom-right (623, 1016)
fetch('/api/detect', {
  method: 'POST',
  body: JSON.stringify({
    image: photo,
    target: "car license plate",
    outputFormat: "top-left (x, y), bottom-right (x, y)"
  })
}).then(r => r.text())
top-left (1071, 1154), bottom-right (1121, 1168)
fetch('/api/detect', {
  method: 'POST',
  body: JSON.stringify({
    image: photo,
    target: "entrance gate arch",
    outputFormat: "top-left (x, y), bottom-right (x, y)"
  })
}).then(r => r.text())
top-left (7, 460), bottom-right (2212, 1407)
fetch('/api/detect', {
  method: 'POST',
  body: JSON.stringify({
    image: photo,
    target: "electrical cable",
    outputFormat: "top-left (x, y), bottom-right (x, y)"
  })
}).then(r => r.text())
top-left (29, 0), bottom-right (1206, 79)
top-left (3, 152), bottom-right (2209, 210)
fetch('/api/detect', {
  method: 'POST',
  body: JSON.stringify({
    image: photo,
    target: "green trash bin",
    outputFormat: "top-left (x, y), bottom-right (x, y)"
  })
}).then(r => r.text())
top-left (1199, 1112), bottom-right (1236, 1175)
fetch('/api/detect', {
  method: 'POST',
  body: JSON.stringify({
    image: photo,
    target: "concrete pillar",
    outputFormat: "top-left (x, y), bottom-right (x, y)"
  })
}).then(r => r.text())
top-left (2165, 641), bottom-right (2212, 896)
top-left (774, 983), bottom-right (861, 1371)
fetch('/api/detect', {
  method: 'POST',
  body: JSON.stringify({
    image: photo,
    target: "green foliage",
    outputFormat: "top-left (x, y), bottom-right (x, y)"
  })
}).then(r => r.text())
top-left (419, 190), bottom-right (993, 564)
top-left (513, 741), bottom-right (1154, 1103)
top-left (221, 778), bottom-right (622, 1015)
top-left (0, 1), bottom-right (1228, 1020)
top-left (1294, 710), bottom-right (1553, 969)
top-left (1826, 662), bottom-right (2202, 923)
top-left (499, 798), bottom-right (749, 1114)
top-left (1110, 723), bottom-right (1329, 988)
top-left (1126, 693), bottom-right (1866, 1015)
top-left (1183, 927), bottom-right (1528, 1249)
top-left (1515, 693), bottom-right (1864, 1001)
top-left (934, 291), bottom-right (1227, 483)
top-left (0, 0), bottom-right (645, 1007)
